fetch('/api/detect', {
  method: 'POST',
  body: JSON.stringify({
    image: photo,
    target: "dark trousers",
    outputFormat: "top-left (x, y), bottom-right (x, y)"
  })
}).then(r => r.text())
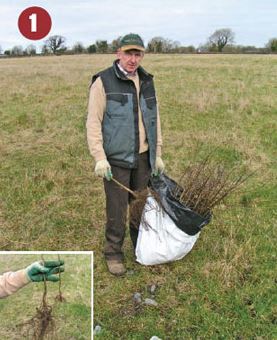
top-left (103, 152), bottom-right (151, 261)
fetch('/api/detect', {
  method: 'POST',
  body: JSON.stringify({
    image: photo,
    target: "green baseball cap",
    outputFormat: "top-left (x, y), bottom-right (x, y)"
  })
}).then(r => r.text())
top-left (119, 33), bottom-right (145, 52)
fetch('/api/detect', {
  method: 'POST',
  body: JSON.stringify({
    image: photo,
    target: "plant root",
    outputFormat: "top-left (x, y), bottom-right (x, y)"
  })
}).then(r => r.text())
top-left (18, 301), bottom-right (55, 340)
top-left (129, 188), bottom-right (163, 230)
top-left (55, 293), bottom-right (66, 302)
top-left (18, 257), bottom-right (57, 339)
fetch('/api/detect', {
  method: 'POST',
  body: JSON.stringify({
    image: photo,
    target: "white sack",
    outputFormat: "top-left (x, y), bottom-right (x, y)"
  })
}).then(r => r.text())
top-left (135, 196), bottom-right (200, 265)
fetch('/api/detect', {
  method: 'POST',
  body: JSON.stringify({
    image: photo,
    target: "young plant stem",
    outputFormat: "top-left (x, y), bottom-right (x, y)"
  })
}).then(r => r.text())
top-left (112, 177), bottom-right (138, 198)
top-left (55, 254), bottom-right (65, 302)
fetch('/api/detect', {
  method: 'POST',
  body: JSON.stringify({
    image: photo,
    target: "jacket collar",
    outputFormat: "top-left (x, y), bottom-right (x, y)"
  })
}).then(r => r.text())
top-left (113, 60), bottom-right (153, 82)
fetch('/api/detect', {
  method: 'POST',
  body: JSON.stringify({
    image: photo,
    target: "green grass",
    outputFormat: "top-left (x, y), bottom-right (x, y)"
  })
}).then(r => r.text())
top-left (0, 254), bottom-right (91, 339)
top-left (0, 54), bottom-right (276, 339)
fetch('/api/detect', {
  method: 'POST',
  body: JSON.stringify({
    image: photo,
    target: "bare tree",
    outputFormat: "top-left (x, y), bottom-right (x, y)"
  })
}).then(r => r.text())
top-left (266, 38), bottom-right (277, 53)
top-left (147, 37), bottom-right (180, 53)
top-left (147, 37), bottom-right (164, 53)
top-left (95, 40), bottom-right (108, 53)
top-left (110, 37), bottom-right (121, 52)
top-left (25, 44), bottom-right (36, 56)
top-left (87, 44), bottom-right (96, 53)
top-left (72, 42), bottom-right (85, 54)
top-left (11, 45), bottom-right (24, 56)
top-left (208, 28), bottom-right (235, 52)
top-left (44, 35), bottom-right (66, 54)
top-left (164, 39), bottom-right (180, 53)
top-left (41, 44), bottom-right (49, 55)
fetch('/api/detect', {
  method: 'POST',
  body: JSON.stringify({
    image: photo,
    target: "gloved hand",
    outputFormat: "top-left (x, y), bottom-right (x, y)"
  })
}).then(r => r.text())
top-left (153, 156), bottom-right (165, 176)
top-left (25, 260), bottom-right (65, 282)
top-left (95, 159), bottom-right (113, 180)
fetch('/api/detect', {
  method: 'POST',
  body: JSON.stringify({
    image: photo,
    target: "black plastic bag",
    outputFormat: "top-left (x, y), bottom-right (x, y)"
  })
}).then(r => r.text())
top-left (150, 173), bottom-right (211, 236)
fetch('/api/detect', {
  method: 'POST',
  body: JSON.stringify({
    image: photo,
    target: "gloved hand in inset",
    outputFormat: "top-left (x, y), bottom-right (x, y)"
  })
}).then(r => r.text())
top-left (153, 156), bottom-right (165, 176)
top-left (25, 260), bottom-right (65, 282)
top-left (95, 159), bottom-right (113, 181)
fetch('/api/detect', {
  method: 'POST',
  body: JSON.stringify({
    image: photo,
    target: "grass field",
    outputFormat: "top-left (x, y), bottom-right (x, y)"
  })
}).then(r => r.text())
top-left (0, 254), bottom-right (91, 339)
top-left (0, 54), bottom-right (276, 339)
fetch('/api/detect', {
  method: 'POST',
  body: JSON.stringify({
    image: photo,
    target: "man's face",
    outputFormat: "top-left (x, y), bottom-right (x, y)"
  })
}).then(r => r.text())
top-left (117, 49), bottom-right (144, 74)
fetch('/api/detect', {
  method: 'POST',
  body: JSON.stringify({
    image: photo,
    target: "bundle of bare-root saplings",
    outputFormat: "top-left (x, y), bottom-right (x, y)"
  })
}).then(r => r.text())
top-left (114, 154), bottom-right (251, 233)
top-left (172, 155), bottom-right (251, 218)
top-left (18, 257), bottom-right (65, 340)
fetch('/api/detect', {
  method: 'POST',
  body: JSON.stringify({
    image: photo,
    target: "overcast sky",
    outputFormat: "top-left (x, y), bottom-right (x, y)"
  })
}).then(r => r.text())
top-left (0, 0), bottom-right (276, 51)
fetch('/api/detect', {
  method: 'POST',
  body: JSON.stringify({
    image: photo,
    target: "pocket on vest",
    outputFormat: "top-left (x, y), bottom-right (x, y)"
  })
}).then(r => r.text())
top-left (106, 93), bottom-right (130, 118)
top-left (141, 96), bottom-right (157, 121)
top-left (106, 93), bottom-right (128, 105)
top-left (145, 96), bottom-right (157, 109)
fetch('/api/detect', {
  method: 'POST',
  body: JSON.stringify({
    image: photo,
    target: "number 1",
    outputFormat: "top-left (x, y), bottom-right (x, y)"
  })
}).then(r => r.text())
top-left (29, 13), bottom-right (37, 32)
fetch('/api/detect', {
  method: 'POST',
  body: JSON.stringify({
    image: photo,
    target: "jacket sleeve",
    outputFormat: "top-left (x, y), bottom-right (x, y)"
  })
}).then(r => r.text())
top-left (86, 77), bottom-right (107, 162)
top-left (0, 270), bottom-right (30, 299)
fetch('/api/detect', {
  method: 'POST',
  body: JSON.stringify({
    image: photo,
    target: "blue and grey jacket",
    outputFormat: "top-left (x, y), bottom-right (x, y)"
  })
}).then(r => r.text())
top-left (91, 60), bottom-right (158, 171)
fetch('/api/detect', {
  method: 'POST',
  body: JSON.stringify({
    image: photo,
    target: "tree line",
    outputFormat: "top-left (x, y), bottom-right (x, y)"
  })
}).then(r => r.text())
top-left (1, 29), bottom-right (277, 57)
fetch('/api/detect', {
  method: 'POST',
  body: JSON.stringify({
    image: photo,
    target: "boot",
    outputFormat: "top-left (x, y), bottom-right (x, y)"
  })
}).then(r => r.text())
top-left (106, 259), bottom-right (126, 276)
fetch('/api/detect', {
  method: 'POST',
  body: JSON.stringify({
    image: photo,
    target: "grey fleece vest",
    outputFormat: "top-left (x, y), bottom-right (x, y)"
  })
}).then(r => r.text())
top-left (91, 60), bottom-right (158, 171)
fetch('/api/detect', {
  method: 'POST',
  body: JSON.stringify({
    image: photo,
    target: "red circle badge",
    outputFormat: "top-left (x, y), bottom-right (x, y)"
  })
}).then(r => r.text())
top-left (18, 7), bottom-right (52, 40)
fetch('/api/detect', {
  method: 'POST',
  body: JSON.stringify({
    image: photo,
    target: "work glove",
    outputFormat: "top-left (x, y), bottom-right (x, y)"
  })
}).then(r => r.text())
top-left (25, 260), bottom-right (65, 282)
top-left (153, 156), bottom-right (165, 176)
top-left (95, 159), bottom-right (113, 181)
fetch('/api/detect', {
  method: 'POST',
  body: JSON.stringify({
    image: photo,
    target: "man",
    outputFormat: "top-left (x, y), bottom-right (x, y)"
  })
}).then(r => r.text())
top-left (0, 260), bottom-right (64, 298)
top-left (86, 33), bottom-right (164, 276)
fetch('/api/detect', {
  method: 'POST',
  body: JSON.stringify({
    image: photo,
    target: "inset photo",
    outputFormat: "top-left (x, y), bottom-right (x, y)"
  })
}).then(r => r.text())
top-left (0, 251), bottom-right (92, 340)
